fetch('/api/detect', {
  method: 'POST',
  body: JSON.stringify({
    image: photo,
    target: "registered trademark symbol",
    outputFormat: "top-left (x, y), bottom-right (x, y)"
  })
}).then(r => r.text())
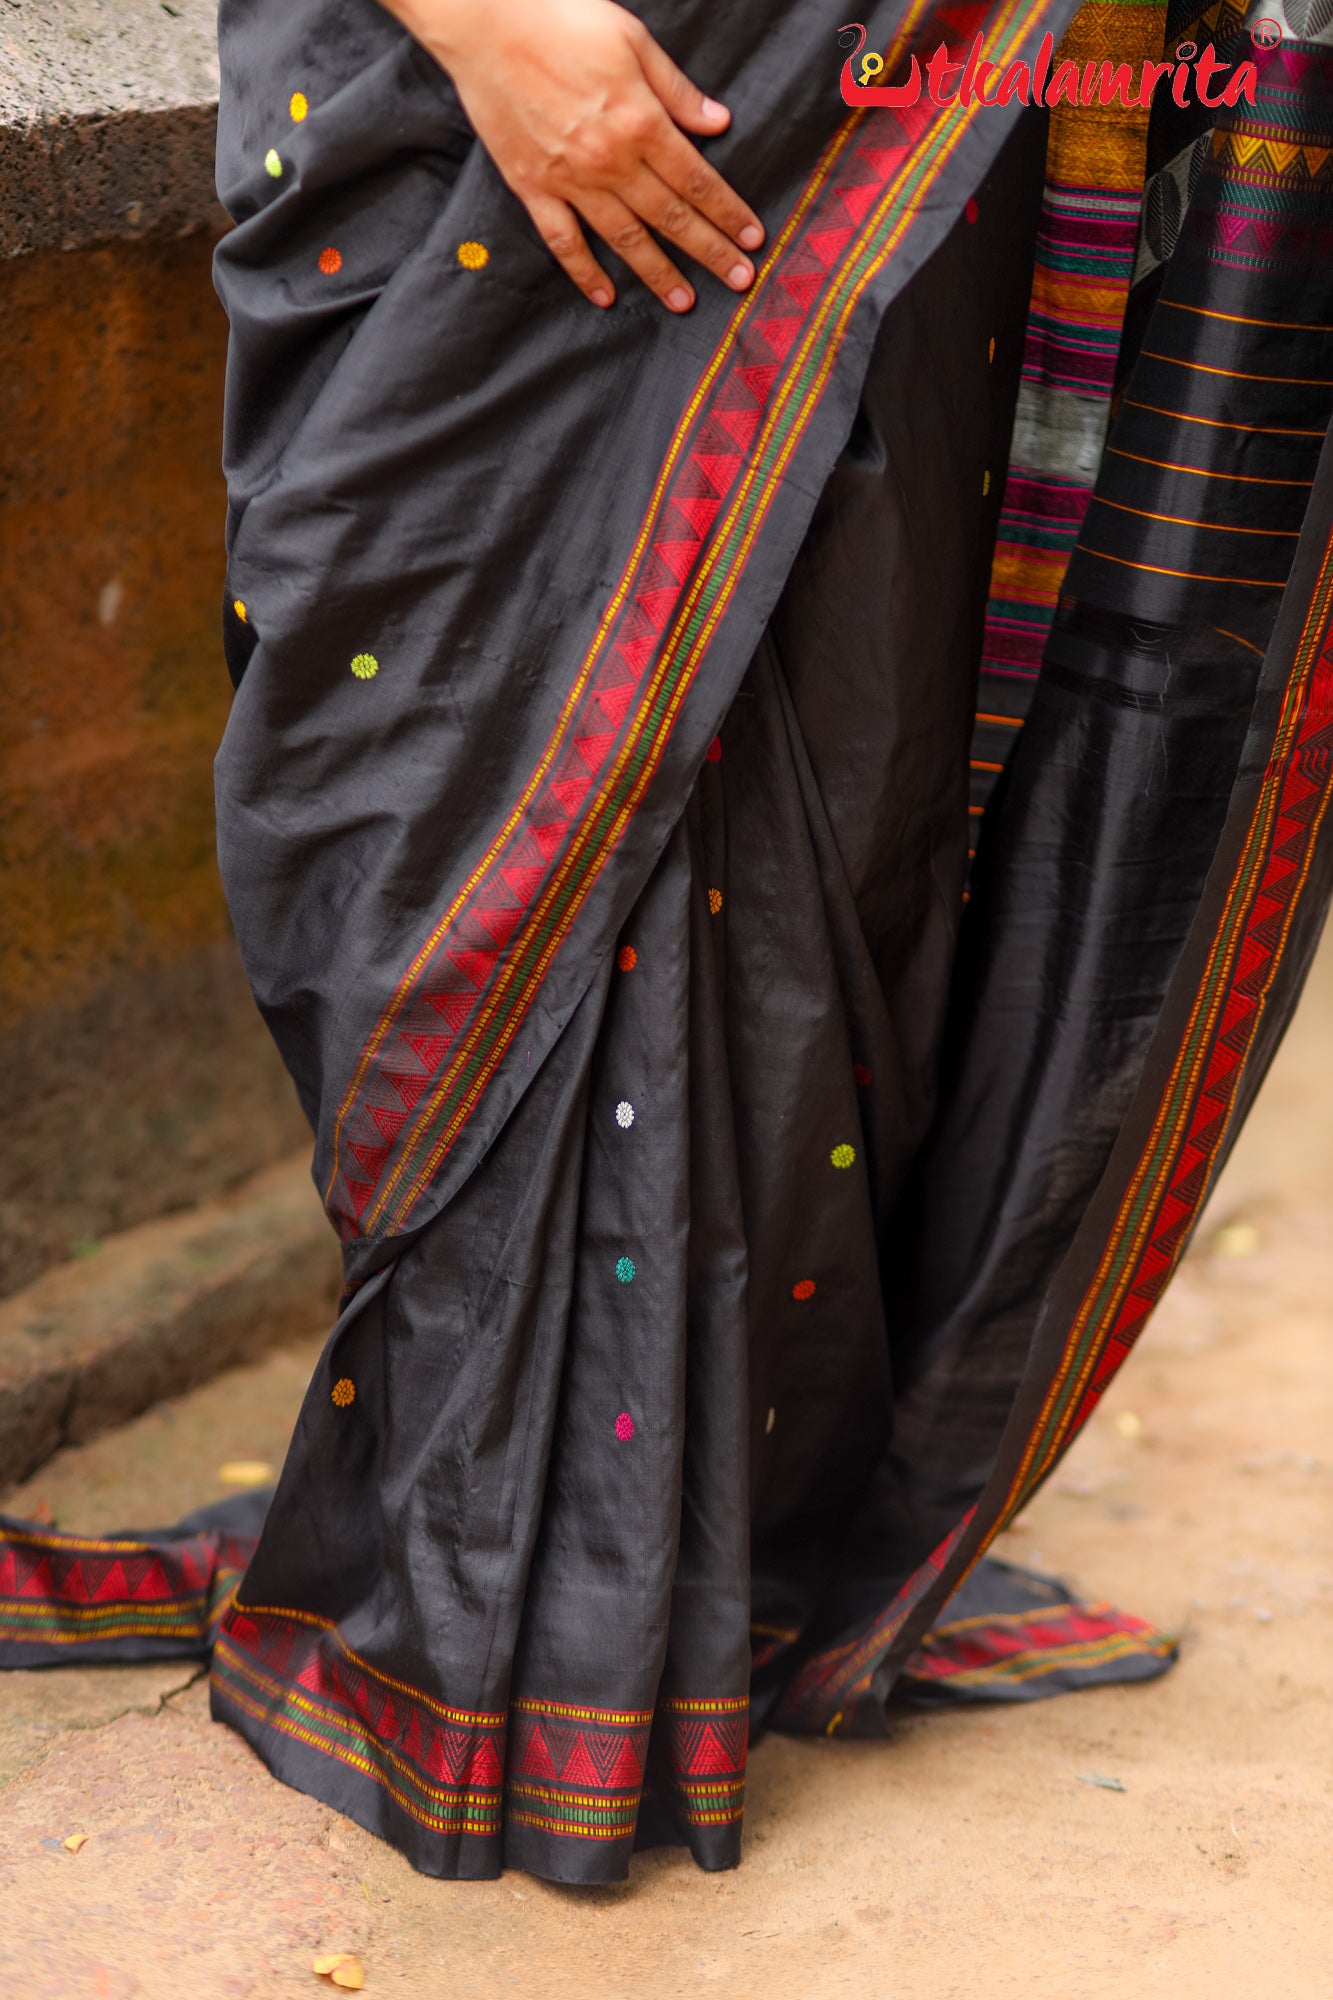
top-left (1251, 16), bottom-right (1283, 47)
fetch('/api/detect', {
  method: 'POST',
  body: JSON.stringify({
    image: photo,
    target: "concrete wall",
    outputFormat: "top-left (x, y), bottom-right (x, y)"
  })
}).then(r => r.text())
top-left (0, 5), bottom-right (309, 1297)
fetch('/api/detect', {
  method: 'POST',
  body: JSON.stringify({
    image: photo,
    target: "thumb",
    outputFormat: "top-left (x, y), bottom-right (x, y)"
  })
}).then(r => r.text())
top-left (634, 30), bottom-right (732, 133)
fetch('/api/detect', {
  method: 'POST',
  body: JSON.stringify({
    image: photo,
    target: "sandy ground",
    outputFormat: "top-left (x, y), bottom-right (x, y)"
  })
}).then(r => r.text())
top-left (2, 945), bottom-right (1331, 2000)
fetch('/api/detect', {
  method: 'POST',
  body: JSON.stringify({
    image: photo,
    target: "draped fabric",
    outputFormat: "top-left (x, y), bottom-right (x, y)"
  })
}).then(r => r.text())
top-left (4, 0), bottom-right (1333, 1887)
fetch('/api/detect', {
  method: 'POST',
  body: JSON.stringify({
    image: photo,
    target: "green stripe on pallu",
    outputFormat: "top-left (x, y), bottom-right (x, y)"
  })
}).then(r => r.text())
top-left (674, 1777), bottom-right (746, 1826)
top-left (211, 1640), bottom-right (503, 1837)
top-left (379, 0), bottom-right (1048, 1231)
top-left (506, 1783), bottom-right (640, 1840)
top-left (1009, 531), bottom-right (1333, 1505)
top-left (0, 1600), bottom-right (208, 1642)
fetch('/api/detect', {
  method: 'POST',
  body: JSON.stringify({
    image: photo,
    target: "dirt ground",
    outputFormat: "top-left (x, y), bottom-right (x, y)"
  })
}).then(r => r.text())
top-left (2, 942), bottom-right (1331, 2000)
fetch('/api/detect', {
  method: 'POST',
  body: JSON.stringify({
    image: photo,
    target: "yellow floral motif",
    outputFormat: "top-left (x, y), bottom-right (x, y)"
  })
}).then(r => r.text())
top-left (457, 240), bottom-right (490, 270)
top-left (350, 653), bottom-right (380, 680)
top-left (264, 148), bottom-right (283, 179)
top-left (830, 1143), bottom-right (856, 1170)
top-left (289, 90), bottom-right (309, 122)
top-left (708, 887), bottom-right (723, 914)
top-left (331, 1378), bottom-right (356, 1408)
top-left (233, 599), bottom-right (247, 623)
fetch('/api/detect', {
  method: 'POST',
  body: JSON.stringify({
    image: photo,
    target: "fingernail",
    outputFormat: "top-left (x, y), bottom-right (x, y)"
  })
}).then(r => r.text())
top-left (667, 286), bottom-right (694, 311)
top-left (702, 97), bottom-right (728, 119)
top-left (727, 262), bottom-right (752, 289)
top-left (739, 224), bottom-right (764, 250)
top-left (591, 288), bottom-right (612, 308)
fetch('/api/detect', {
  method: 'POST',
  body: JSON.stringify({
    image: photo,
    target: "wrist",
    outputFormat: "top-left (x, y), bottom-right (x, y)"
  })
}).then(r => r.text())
top-left (382, 0), bottom-right (526, 69)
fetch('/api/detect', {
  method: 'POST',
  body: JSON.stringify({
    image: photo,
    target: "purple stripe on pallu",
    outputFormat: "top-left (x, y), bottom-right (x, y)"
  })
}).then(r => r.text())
top-left (1020, 343), bottom-right (1121, 392)
top-left (993, 478), bottom-right (1093, 527)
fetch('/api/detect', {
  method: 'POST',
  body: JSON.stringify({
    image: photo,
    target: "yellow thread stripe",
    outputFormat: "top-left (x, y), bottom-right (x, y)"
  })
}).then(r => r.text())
top-left (1124, 395), bottom-right (1326, 437)
top-left (1092, 494), bottom-right (1301, 535)
top-left (1139, 347), bottom-right (1333, 388)
top-left (1080, 545), bottom-right (1281, 585)
top-left (1106, 444), bottom-right (1315, 487)
top-left (1161, 298), bottom-right (1333, 335)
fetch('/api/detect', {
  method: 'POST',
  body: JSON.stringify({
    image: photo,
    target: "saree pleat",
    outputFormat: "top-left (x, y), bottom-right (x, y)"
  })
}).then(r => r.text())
top-left (5, 0), bottom-right (1333, 1887)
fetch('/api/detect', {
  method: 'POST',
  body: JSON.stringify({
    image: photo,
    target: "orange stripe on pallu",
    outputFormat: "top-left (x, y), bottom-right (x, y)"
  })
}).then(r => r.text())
top-left (1124, 396), bottom-right (1327, 436)
top-left (1092, 495), bottom-right (1301, 534)
top-left (1079, 546), bottom-right (1282, 585)
top-left (1213, 624), bottom-right (1266, 656)
top-left (1106, 444), bottom-right (1315, 485)
top-left (1162, 299), bottom-right (1333, 334)
top-left (1139, 349), bottom-right (1333, 388)
top-left (352, 0), bottom-right (1051, 1235)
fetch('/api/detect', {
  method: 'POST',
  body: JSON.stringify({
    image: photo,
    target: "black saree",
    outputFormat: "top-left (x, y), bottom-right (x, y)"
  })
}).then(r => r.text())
top-left (4, 0), bottom-right (1332, 1888)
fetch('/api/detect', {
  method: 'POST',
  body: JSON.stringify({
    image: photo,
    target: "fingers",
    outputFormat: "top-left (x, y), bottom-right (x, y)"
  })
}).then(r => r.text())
top-left (631, 26), bottom-right (731, 137)
top-left (524, 192), bottom-right (616, 308)
top-left (645, 125), bottom-right (764, 255)
top-left (575, 188), bottom-right (698, 313)
top-left (623, 166), bottom-right (755, 293)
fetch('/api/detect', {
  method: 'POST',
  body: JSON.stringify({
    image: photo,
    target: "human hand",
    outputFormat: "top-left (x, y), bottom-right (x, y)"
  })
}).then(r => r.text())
top-left (381, 0), bottom-right (764, 311)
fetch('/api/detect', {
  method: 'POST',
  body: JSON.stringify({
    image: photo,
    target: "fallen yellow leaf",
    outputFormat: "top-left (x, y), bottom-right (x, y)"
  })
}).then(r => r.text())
top-left (312, 1954), bottom-right (364, 1989)
top-left (218, 1461), bottom-right (275, 1486)
top-left (1213, 1221), bottom-right (1262, 1259)
top-left (62, 1833), bottom-right (89, 1853)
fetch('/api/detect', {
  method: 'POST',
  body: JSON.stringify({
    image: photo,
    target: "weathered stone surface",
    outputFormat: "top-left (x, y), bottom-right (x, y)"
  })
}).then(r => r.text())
top-left (0, 1152), bottom-right (338, 1486)
top-left (0, 0), bottom-right (224, 257)
top-left (0, 227), bottom-right (309, 1297)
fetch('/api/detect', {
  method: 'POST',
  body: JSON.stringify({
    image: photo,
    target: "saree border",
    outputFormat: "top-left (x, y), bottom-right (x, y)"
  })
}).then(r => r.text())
top-left (212, 1600), bottom-right (748, 1852)
top-left (900, 1598), bottom-right (1176, 1695)
top-left (324, 0), bottom-right (1055, 1240)
top-left (776, 484), bottom-right (1333, 1730)
top-left (0, 1520), bottom-right (246, 1655)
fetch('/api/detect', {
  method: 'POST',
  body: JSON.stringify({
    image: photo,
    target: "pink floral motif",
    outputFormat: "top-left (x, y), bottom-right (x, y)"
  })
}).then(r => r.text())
top-left (614, 1413), bottom-right (635, 1442)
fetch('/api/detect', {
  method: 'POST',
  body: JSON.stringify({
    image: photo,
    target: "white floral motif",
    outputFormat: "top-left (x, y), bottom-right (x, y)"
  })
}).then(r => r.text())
top-left (615, 1101), bottom-right (635, 1129)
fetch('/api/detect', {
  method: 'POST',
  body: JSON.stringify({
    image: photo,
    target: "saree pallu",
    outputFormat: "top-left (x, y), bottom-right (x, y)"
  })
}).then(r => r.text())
top-left (4, 0), bottom-right (1333, 1886)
